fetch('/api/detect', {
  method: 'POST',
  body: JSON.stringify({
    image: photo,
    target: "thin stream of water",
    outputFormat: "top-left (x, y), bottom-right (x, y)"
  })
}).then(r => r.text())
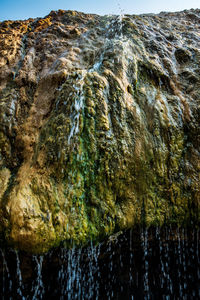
top-left (67, 13), bottom-right (125, 144)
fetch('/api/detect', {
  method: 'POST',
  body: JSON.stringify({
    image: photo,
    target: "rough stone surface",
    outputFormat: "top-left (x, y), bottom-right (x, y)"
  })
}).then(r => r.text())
top-left (0, 9), bottom-right (199, 253)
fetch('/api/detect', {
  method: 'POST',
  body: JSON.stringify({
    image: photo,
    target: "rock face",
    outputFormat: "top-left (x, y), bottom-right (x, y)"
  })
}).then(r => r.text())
top-left (0, 9), bottom-right (199, 253)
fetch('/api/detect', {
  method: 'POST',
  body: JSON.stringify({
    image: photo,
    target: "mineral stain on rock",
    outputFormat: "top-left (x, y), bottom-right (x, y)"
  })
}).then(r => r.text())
top-left (0, 9), bottom-right (199, 253)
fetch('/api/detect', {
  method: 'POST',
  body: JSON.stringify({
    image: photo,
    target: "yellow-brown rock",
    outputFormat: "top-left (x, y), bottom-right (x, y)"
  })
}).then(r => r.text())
top-left (0, 9), bottom-right (199, 253)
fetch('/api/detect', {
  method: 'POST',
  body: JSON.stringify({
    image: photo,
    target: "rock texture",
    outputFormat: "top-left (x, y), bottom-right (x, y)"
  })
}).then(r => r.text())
top-left (0, 9), bottom-right (199, 253)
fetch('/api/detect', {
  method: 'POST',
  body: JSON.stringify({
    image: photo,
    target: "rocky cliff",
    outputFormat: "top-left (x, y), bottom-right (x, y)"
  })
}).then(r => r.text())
top-left (0, 9), bottom-right (199, 253)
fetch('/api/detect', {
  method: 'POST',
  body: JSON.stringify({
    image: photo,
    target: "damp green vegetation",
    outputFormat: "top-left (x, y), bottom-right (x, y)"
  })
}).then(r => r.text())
top-left (0, 10), bottom-right (199, 253)
top-left (1, 65), bottom-right (200, 253)
top-left (7, 69), bottom-right (198, 253)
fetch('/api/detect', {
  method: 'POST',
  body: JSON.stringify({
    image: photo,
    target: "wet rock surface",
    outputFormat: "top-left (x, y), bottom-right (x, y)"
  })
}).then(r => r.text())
top-left (0, 9), bottom-right (199, 253)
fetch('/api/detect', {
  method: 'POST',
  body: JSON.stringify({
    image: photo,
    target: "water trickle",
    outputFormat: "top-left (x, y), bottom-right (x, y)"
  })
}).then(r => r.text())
top-left (68, 71), bottom-right (86, 144)
top-left (141, 227), bottom-right (150, 299)
top-left (67, 13), bottom-right (128, 146)
top-left (13, 34), bottom-right (27, 80)
top-left (32, 255), bottom-right (44, 300)
top-left (129, 228), bottom-right (133, 288)
top-left (15, 251), bottom-right (25, 300)
top-left (0, 249), bottom-right (12, 298)
top-left (164, 226), bottom-right (173, 295)
top-left (89, 13), bottom-right (125, 74)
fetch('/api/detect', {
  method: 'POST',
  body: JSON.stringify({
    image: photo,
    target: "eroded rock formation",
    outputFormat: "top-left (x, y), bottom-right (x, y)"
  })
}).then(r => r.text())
top-left (0, 9), bottom-right (199, 253)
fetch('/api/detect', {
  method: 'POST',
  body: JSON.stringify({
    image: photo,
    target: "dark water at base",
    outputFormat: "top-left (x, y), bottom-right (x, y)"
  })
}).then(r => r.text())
top-left (0, 226), bottom-right (199, 299)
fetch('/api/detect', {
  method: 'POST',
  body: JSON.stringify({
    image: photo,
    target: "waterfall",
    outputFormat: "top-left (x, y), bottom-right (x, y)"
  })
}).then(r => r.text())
top-left (0, 226), bottom-right (199, 299)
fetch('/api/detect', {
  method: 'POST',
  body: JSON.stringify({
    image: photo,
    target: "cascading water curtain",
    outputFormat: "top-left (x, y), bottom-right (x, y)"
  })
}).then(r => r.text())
top-left (0, 226), bottom-right (199, 299)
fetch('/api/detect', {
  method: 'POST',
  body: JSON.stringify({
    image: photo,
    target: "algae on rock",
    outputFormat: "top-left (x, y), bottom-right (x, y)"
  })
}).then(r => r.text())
top-left (0, 9), bottom-right (199, 253)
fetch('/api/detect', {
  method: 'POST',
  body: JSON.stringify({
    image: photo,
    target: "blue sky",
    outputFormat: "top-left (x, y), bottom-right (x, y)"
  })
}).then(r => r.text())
top-left (0, 0), bottom-right (199, 21)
